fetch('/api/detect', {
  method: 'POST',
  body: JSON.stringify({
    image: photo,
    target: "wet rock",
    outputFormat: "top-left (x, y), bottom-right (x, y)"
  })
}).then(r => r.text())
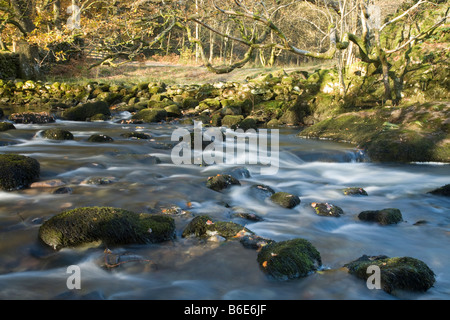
top-left (87, 134), bottom-right (114, 143)
top-left (0, 122), bottom-right (16, 132)
top-left (206, 174), bottom-right (241, 192)
top-left (63, 101), bottom-right (110, 121)
top-left (30, 179), bottom-right (65, 188)
top-left (427, 184), bottom-right (450, 197)
top-left (0, 154), bottom-right (40, 191)
top-left (249, 184), bottom-right (275, 200)
top-left (239, 234), bottom-right (274, 250)
top-left (38, 207), bottom-right (176, 250)
top-left (132, 108), bottom-right (167, 123)
top-left (9, 112), bottom-right (55, 124)
top-left (40, 128), bottom-right (74, 140)
top-left (344, 255), bottom-right (435, 294)
top-left (257, 238), bottom-right (322, 280)
top-left (52, 187), bottom-right (73, 194)
top-left (342, 187), bottom-right (368, 196)
top-left (270, 192), bottom-right (301, 208)
top-left (120, 131), bottom-right (152, 139)
top-left (80, 176), bottom-right (117, 185)
top-left (358, 208), bottom-right (403, 225)
top-left (225, 166), bottom-right (251, 179)
top-left (182, 215), bottom-right (253, 241)
top-left (311, 202), bottom-right (344, 217)
top-left (231, 207), bottom-right (264, 222)
top-left (221, 115), bottom-right (244, 128)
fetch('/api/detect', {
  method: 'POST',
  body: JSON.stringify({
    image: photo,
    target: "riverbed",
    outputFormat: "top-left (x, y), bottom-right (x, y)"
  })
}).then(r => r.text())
top-left (0, 115), bottom-right (449, 300)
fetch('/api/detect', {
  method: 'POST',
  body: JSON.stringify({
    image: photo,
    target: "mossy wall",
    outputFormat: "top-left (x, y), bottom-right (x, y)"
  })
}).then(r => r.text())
top-left (0, 53), bottom-right (20, 79)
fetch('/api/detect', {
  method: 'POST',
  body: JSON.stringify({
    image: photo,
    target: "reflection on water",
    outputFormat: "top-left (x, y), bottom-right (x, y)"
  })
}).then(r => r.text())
top-left (0, 119), bottom-right (449, 300)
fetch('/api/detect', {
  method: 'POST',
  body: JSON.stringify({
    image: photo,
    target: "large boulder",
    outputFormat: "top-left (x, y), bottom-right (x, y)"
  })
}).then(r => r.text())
top-left (344, 255), bottom-right (435, 294)
top-left (0, 154), bottom-right (40, 191)
top-left (63, 101), bottom-right (110, 121)
top-left (0, 122), bottom-right (15, 132)
top-left (38, 207), bottom-right (176, 250)
top-left (257, 238), bottom-right (322, 280)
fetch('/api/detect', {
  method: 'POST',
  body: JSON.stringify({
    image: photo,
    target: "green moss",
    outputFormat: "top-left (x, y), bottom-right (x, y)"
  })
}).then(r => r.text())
top-left (38, 207), bottom-right (176, 250)
top-left (132, 108), bottom-right (167, 123)
top-left (221, 115), bottom-right (244, 128)
top-left (344, 255), bottom-right (435, 294)
top-left (0, 154), bottom-right (40, 191)
top-left (270, 192), bottom-right (301, 209)
top-left (257, 238), bottom-right (322, 280)
top-left (63, 101), bottom-right (110, 121)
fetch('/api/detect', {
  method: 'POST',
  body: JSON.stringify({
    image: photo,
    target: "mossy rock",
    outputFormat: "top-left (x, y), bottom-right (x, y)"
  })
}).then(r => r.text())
top-left (343, 187), bottom-right (368, 196)
top-left (311, 202), bottom-right (344, 217)
top-left (87, 134), bottom-right (114, 143)
top-left (236, 118), bottom-right (258, 131)
top-left (63, 101), bottom-right (110, 121)
top-left (358, 208), bottom-right (403, 225)
top-left (257, 238), bottom-right (322, 280)
top-left (41, 128), bottom-right (74, 140)
top-left (427, 184), bottom-right (450, 197)
top-left (132, 108), bottom-right (167, 123)
top-left (270, 192), bottom-right (301, 208)
top-left (120, 132), bottom-right (152, 139)
top-left (0, 122), bottom-right (15, 132)
top-left (164, 104), bottom-right (182, 117)
top-left (0, 154), bottom-right (40, 191)
top-left (206, 174), bottom-right (241, 192)
top-left (221, 115), bottom-right (244, 128)
top-left (344, 255), bottom-right (435, 294)
top-left (181, 215), bottom-right (253, 240)
top-left (38, 207), bottom-right (176, 250)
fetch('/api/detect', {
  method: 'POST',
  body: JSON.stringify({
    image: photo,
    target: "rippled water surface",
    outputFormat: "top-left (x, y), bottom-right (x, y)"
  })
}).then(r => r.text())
top-left (0, 116), bottom-right (449, 300)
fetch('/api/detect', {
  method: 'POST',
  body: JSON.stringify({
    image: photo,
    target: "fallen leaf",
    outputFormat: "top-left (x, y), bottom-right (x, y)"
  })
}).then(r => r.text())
top-left (262, 261), bottom-right (268, 268)
top-left (206, 220), bottom-right (214, 225)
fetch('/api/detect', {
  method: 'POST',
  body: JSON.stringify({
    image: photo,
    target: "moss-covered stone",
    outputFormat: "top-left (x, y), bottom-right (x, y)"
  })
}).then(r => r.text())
top-left (0, 122), bottom-right (16, 132)
top-left (344, 255), bottom-right (435, 294)
top-left (427, 184), bottom-right (450, 197)
top-left (132, 108), bottom-right (167, 123)
top-left (221, 115), bottom-right (244, 128)
top-left (206, 174), bottom-right (241, 191)
top-left (41, 128), bottom-right (74, 140)
top-left (88, 134), bottom-right (114, 143)
top-left (343, 187), bottom-right (368, 196)
top-left (0, 154), bottom-right (40, 191)
top-left (63, 101), bottom-right (110, 121)
top-left (358, 208), bottom-right (403, 225)
top-left (120, 131), bottom-right (152, 139)
top-left (257, 238), bottom-right (322, 280)
top-left (181, 215), bottom-right (253, 240)
top-left (38, 207), bottom-right (176, 250)
top-left (311, 202), bottom-right (344, 217)
top-left (270, 192), bottom-right (301, 208)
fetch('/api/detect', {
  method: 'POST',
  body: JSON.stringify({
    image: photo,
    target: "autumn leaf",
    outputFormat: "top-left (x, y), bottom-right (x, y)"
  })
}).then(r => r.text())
top-left (262, 261), bottom-right (268, 268)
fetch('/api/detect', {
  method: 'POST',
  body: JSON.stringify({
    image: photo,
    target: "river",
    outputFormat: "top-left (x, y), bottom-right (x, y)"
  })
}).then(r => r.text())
top-left (0, 114), bottom-right (449, 300)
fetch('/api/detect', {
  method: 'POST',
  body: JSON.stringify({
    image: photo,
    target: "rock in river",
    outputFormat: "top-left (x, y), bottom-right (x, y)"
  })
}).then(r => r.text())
top-left (311, 202), bottom-right (344, 217)
top-left (182, 215), bottom-right (253, 241)
top-left (257, 238), bottom-right (322, 280)
top-left (40, 128), bottom-right (74, 140)
top-left (427, 184), bottom-right (450, 197)
top-left (0, 154), bottom-right (40, 191)
top-left (358, 208), bottom-right (403, 225)
top-left (38, 207), bottom-right (176, 250)
top-left (344, 255), bottom-right (435, 294)
top-left (206, 174), bottom-right (241, 192)
top-left (270, 192), bottom-right (301, 208)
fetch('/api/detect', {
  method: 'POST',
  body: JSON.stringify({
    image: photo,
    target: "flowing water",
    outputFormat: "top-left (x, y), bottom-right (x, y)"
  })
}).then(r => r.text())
top-left (0, 114), bottom-right (449, 300)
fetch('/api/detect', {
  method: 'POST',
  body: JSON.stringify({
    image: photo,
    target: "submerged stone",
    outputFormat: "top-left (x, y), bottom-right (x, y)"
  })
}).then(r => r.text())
top-left (88, 134), bottom-right (114, 143)
top-left (358, 208), bottom-right (403, 225)
top-left (344, 255), bottom-right (435, 294)
top-left (257, 238), bottom-right (322, 280)
top-left (270, 192), bottom-right (300, 208)
top-left (38, 207), bottom-right (176, 250)
top-left (120, 131), bottom-right (152, 139)
top-left (427, 184), bottom-right (450, 197)
top-left (0, 154), bottom-right (40, 191)
top-left (206, 174), bottom-right (241, 192)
